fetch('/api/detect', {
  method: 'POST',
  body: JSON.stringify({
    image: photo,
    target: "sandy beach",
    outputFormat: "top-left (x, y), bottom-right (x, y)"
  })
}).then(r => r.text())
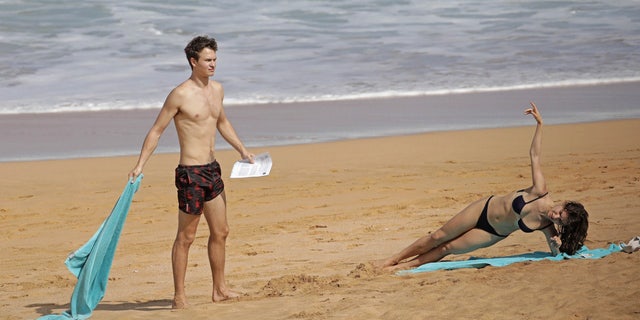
top-left (1, 118), bottom-right (639, 319)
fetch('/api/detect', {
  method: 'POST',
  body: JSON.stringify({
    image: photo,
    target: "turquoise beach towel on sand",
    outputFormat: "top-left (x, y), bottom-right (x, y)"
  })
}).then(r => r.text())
top-left (38, 175), bottom-right (143, 320)
top-left (397, 243), bottom-right (622, 275)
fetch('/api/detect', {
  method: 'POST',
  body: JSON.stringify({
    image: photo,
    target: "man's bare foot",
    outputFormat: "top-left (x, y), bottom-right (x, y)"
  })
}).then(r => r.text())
top-left (172, 295), bottom-right (189, 309)
top-left (212, 288), bottom-right (241, 302)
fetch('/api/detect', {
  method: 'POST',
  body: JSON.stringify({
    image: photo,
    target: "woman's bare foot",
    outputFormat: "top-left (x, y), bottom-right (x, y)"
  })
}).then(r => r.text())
top-left (172, 295), bottom-right (189, 309)
top-left (372, 258), bottom-right (397, 270)
top-left (384, 264), bottom-right (406, 273)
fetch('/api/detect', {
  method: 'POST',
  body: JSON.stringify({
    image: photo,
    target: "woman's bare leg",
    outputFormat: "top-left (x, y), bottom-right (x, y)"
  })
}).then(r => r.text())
top-left (387, 228), bottom-right (504, 271)
top-left (375, 197), bottom-right (490, 269)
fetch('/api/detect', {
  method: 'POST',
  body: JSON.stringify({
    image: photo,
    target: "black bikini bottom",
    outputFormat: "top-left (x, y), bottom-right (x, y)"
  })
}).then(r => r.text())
top-left (475, 195), bottom-right (507, 238)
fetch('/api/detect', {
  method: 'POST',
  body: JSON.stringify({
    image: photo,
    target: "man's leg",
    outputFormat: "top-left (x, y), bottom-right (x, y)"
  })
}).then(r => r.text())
top-left (202, 191), bottom-right (239, 302)
top-left (172, 211), bottom-right (201, 309)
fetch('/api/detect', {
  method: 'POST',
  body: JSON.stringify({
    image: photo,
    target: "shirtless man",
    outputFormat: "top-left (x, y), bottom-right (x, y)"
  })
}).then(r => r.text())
top-left (128, 35), bottom-right (254, 308)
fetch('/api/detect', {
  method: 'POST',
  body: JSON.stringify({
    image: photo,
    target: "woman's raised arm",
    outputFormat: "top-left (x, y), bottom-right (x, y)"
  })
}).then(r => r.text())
top-left (524, 102), bottom-right (547, 195)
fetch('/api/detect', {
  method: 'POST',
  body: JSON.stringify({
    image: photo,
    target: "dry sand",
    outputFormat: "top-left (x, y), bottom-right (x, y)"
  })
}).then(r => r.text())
top-left (1, 119), bottom-right (639, 320)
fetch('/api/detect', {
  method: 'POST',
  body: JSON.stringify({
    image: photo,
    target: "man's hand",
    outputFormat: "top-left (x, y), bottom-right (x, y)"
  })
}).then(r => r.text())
top-left (128, 167), bottom-right (143, 183)
top-left (242, 152), bottom-right (256, 164)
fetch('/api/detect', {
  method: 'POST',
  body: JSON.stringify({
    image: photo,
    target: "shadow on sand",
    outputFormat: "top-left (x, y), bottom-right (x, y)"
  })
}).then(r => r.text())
top-left (27, 299), bottom-right (173, 317)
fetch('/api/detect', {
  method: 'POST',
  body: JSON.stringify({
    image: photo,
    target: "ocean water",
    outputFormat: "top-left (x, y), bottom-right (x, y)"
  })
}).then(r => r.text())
top-left (1, 0), bottom-right (639, 114)
top-left (1, 0), bottom-right (640, 161)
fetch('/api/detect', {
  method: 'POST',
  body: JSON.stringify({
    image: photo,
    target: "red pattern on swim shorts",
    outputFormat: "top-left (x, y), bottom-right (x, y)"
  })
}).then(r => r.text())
top-left (175, 160), bottom-right (224, 215)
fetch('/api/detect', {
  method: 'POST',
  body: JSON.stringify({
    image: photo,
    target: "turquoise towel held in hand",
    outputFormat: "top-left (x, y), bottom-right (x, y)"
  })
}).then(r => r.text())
top-left (38, 175), bottom-right (143, 320)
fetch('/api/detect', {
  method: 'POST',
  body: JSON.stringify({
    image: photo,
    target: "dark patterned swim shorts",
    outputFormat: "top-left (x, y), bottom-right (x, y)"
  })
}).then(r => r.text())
top-left (175, 160), bottom-right (224, 215)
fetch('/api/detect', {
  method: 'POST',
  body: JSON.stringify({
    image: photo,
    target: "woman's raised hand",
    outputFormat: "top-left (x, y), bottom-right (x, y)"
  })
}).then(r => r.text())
top-left (524, 101), bottom-right (543, 125)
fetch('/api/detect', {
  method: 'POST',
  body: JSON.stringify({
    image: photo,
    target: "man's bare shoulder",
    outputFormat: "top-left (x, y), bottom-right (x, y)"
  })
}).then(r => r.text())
top-left (172, 79), bottom-right (199, 96)
top-left (204, 80), bottom-right (220, 95)
top-left (209, 79), bottom-right (222, 88)
top-left (164, 80), bottom-right (197, 107)
top-left (171, 79), bottom-right (221, 96)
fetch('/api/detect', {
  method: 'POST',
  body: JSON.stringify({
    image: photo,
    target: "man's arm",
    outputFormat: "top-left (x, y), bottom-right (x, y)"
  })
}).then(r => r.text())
top-left (216, 85), bottom-right (254, 163)
top-left (128, 90), bottom-right (181, 180)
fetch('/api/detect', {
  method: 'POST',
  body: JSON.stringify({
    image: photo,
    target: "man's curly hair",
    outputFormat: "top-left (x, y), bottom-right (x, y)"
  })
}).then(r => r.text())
top-left (184, 35), bottom-right (218, 69)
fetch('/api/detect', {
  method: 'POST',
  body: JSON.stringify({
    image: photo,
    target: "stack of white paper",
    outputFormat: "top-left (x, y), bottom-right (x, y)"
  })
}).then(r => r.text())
top-left (230, 152), bottom-right (272, 178)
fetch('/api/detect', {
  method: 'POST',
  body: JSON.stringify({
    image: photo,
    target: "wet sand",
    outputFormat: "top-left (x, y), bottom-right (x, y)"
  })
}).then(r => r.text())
top-left (2, 81), bottom-right (639, 162)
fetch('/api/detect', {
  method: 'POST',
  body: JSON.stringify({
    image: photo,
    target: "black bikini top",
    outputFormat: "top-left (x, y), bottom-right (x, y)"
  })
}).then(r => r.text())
top-left (512, 189), bottom-right (549, 214)
top-left (518, 219), bottom-right (551, 233)
top-left (513, 189), bottom-right (551, 233)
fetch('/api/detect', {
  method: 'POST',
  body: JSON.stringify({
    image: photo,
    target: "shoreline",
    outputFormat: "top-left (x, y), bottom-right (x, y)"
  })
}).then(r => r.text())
top-left (1, 81), bottom-right (639, 162)
top-left (1, 117), bottom-right (637, 164)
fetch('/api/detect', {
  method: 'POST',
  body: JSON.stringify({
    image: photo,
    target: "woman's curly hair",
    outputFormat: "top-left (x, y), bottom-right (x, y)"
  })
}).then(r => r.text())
top-left (558, 201), bottom-right (589, 255)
